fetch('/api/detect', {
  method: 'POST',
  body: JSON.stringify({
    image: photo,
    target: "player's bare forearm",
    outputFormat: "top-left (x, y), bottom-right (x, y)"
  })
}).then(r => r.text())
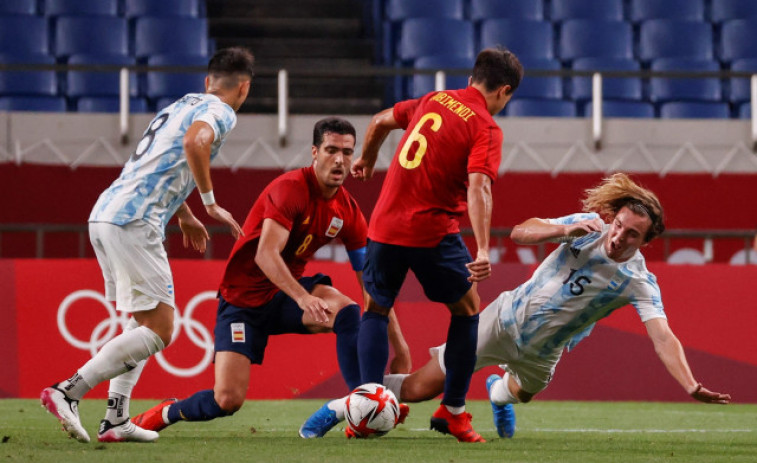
top-left (466, 173), bottom-right (492, 282)
top-left (354, 108), bottom-right (398, 180)
top-left (184, 121), bottom-right (215, 194)
top-left (511, 218), bottom-right (566, 244)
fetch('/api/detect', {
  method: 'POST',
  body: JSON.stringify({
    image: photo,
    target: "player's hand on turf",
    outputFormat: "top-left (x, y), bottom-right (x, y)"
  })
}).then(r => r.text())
top-left (466, 250), bottom-right (492, 282)
top-left (298, 294), bottom-right (332, 324)
top-left (205, 203), bottom-right (244, 239)
top-left (350, 158), bottom-right (374, 181)
top-left (565, 218), bottom-right (605, 238)
top-left (689, 383), bottom-right (731, 404)
top-left (178, 212), bottom-right (210, 253)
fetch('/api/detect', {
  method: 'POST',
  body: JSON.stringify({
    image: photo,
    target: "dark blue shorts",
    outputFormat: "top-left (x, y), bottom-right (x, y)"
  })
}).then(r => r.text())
top-left (214, 273), bottom-right (331, 364)
top-left (363, 234), bottom-right (473, 308)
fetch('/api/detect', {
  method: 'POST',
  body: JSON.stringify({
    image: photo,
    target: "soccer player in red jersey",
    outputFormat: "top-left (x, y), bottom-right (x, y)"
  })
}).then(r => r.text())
top-left (132, 117), bottom-right (409, 433)
top-left (351, 48), bottom-right (523, 442)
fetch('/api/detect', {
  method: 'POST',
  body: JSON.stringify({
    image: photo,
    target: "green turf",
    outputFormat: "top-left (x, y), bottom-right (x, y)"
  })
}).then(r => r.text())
top-left (1, 399), bottom-right (754, 462)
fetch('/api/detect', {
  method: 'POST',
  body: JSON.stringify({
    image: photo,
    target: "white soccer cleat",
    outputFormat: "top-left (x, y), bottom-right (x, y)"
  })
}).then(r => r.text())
top-left (40, 384), bottom-right (91, 443)
top-left (97, 419), bottom-right (159, 443)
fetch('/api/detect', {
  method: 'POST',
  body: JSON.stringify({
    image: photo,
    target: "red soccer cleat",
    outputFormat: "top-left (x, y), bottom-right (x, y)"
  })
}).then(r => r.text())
top-left (429, 405), bottom-right (485, 443)
top-left (131, 398), bottom-right (177, 432)
top-left (395, 403), bottom-right (410, 426)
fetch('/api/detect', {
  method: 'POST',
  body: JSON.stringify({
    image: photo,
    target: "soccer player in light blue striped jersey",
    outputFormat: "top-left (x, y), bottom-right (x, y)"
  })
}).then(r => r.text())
top-left (41, 47), bottom-right (254, 444)
top-left (380, 173), bottom-right (731, 438)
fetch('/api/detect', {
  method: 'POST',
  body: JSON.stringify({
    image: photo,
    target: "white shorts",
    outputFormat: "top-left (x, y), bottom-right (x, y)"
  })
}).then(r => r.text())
top-left (433, 292), bottom-right (562, 394)
top-left (89, 221), bottom-right (175, 313)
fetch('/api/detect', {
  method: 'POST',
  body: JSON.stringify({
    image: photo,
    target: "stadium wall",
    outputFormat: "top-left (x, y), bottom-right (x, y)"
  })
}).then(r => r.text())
top-left (1, 260), bottom-right (754, 403)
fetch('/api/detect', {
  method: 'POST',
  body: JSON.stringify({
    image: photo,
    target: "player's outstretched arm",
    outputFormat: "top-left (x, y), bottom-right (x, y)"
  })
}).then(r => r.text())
top-left (352, 108), bottom-right (399, 181)
top-left (183, 120), bottom-right (243, 239)
top-left (466, 172), bottom-right (492, 282)
top-left (176, 202), bottom-right (209, 253)
top-left (511, 217), bottom-right (604, 245)
top-left (644, 318), bottom-right (731, 404)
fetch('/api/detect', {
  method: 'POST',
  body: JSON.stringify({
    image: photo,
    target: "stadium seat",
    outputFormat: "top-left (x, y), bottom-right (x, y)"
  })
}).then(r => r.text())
top-left (124, 0), bottom-right (201, 18)
top-left (155, 97), bottom-right (177, 112)
top-left (134, 17), bottom-right (209, 59)
top-left (513, 58), bottom-right (563, 99)
top-left (559, 20), bottom-right (633, 61)
top-left (66, 54), bottom-right (138, 98)
top-left (629, 0), bottom-right (705, 22)
top-left (720, 19), bottom-right (757, 63)
top-left (396, 18), bottom-right (474, 63)
top-left (667, 248), bottom-right (706, 264)
top-left (76, 97), bottom-right (148, 113)
top-left (0, 54), bottom-right (57, 96)
top-left (0, 95), bottom-right (66, 111)
top-left (0, 16), bottom-right (49, 55)
top-left (0, 0), bottom-right (36, 15)
top-left (570, 58), bottom-right (642, 102)
top-left (43, 0), bottom-right (118, 16)
top-left (479, 19), bottom-right (554, 60)
top-left (659, 102), bottom-right (730, 119)
top-left (639, 20), bottom-right (713, 61)
top-left (507, 99), bottom-right (576, 117)
top-left (469, 0), bottom-right (543, 21)
top-left (583, 101), bottom-right (655, 118)
top-left (54, 16), bottom-right (129, 58)
top-left (711, 0), bottom-right (757, 23)
top-left (729, 249), bottom-right (757, 265)
top-left (738, 102), bottom-right (751, 118)
top-left (728, 58), bottom-right (757, 104)
top-left (145, 54), bottom-right (207, 100)
top-left (385, 0), bottom-right (464, 21)
top-left (550, 0), bottom-right (624, 21)
top-left (649, 58), bottom-right (722, 103)
top-left (411, 55), bottom-right (472, 98)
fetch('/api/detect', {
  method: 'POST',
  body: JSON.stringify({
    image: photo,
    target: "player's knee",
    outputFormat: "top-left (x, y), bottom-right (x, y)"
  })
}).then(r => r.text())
top-left (214, 391), bottom-right (244, 414)
top-left (332, 303), bottom-right (360, 335)
top-left (400, 379), bottom-right (436, 403)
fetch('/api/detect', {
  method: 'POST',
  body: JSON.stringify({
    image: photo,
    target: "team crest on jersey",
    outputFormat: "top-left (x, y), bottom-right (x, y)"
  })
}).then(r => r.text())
top-left (569, 246), bottom-right (581, 258)
top-left (231, 323), bottom-right (245, 343)
top-left (325, 217), bottom-right (344, 238)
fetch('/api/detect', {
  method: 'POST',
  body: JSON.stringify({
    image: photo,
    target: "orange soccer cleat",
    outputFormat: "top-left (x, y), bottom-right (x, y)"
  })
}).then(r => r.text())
top-left (429, 405), bottom-right (485, 443)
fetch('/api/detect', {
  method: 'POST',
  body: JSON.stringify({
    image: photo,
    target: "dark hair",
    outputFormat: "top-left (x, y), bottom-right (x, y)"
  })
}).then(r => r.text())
top-left (313, 117), bottom-right (356, 147)
top-left (208, 47), bottom-right (254, 86)
top-left (470, 48), bottom-right (523, 94)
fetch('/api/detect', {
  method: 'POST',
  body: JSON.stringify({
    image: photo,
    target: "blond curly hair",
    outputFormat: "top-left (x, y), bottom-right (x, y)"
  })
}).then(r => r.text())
top-left (582, 173), bottom-right (665, 242)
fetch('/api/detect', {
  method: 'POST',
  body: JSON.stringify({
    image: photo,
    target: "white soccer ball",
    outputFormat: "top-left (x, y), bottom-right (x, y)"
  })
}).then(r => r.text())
top-left (344, 383), bottom-right (400, 438)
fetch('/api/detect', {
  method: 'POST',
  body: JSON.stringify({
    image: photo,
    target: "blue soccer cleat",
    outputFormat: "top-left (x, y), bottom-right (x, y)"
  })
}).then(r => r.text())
top-left (485, 374), bottom-right (516, 438)
top-left (299, 402), bottom-right (341, 438)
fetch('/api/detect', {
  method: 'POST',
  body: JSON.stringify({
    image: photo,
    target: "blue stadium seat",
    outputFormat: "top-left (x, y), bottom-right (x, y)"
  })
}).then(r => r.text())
top-left (145, 54), bottom-right (207, 100)
top-left (729, 58), bottom-right (757, 103)
top-left (507, 99), bottom-right (576, 117)
top-left (0, 54), bottom-right (57, 96)
top-left (77, 97), bottom-right (148, 113)
top-left (570, 58), bottom-right (642, 101)
top-left (479, 19), bottom-right (554, 60)
top-left (711, 0), bottom-right (757, 23)
top-left (639, 20), bottom-right (713, 61)
top-left (385, 0), bottom-right (464, 21)
top-left (0, 96), bottom-right (66, 111)
top-left (0, 0), bottom-right (36, 15)
top-left (124, 0), bottom-right (201, 18)
top-left (134, 17), bottom-right (208, 59)
top-left (583, 101), bottom-right (655, 118)
top-left (0, 16), bottom-right (49, 55)
top-left (66, 54), bottom-right (137, 98)
top-left (469, 0), bottom-right (543, 21)
top-left (411, 55), bottom-right (473, 98)
top-left (54, 16), bottom-right (129, 58)
top-left (629, 0), bottom-right (704, 22)
top-left (720, 19), bottom-right (757, 63)
top-left (738, 102), bottom-right (751, 118)
top-left (550, 0), bottom-right (623, 21)
top-left (559, 20), bottom-right (633, 61)
top-left (515, 58), bottom-right (563, 99)
top-left (397, 18), bottom-right (474, 63)
top-left (43, 0), bottom-right (118, 16)
top-left (659, 102), bottom-right (730, 119)
top-left (649, 58), bottom-right (722, 103)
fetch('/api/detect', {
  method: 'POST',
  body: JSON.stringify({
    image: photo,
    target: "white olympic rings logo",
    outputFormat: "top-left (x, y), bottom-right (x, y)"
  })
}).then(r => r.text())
top-left (57, 289), bottom-right (217, 377)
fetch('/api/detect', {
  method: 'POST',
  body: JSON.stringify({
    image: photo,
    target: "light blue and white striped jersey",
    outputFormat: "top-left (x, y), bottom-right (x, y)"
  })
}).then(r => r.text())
top-left (89, 94), bottom-right (236, 237)
top-left (496, 212), bottom-right (665, 356)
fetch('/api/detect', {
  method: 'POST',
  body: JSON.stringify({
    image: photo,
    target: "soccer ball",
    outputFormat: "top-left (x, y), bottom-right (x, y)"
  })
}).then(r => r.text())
top-left (344, 383), bottom-right (400, 438)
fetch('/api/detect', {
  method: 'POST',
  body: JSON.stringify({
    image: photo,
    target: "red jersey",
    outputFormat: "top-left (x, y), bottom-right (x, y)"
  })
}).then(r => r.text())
top-left (368, 86), bottom-right (503, 247)
top-left (219, 166), bottom-right (368, 308)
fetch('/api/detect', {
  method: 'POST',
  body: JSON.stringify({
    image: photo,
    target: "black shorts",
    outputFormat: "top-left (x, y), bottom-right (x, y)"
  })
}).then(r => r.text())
top-left (363, 234), bottom-right (473, 308)
top-left (213, 273), bottom-right (331, 364)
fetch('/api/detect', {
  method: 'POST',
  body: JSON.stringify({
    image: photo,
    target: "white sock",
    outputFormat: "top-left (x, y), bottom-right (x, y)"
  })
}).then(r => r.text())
top-left (445, 405), bottom-right (465, 415)
top-left (105, 318), bottom-right (148, 422)
top-left (327, 397), bottom-right (348, 420)
top-left (383, 374), bottom-right (408, 402)
top-left (489, 372), bottom-right (520, 405)
top-left (75, 325), bottom-right (164, 397)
